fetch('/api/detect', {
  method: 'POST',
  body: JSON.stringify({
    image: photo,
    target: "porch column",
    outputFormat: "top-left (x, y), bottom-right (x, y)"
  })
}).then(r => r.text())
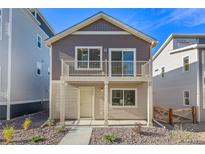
top-left (104, 80), bottom-right (109, 125)
top-left (60, 81), bottom-right (66, 124)
top-left (147, 60), bottom-right (153, 126)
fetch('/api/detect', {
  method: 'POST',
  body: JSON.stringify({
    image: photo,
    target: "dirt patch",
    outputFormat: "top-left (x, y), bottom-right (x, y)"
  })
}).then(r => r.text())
top-left (0, 112), bottom-right (69, 145)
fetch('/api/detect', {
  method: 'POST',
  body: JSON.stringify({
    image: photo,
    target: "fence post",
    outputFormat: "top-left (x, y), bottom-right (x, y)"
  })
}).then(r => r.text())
top-left (192, 106), bottom-right (197, 124)
top-left (168, 108), bottom-right (173, 125)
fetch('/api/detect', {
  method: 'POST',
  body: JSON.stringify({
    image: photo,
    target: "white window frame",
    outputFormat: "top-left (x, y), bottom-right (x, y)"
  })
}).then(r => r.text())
top-left (183, 55), bottom-right (190, 72)
top-left (0, 8), bottom-right (3, 40)
top-left (75, 46), bottom-right (102, 70)
top-left (110, 88), bottom-right (138, 108)
top-left (36, 61), bottom-right (42, 77)
top-left (37, 34), bottom-right (42, 49)
top-left (109, 48), bottom-right (136, 77)
top-left (183, 90), bottom-right (190, 106)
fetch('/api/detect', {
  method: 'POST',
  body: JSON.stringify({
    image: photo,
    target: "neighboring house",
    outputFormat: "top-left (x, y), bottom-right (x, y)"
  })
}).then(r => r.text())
top-left (0, 8), bottom-right (55, 120)
top-left (153, 33), bottom-right (205, 122)
top-left (46, 12), bottom-right (157, 125)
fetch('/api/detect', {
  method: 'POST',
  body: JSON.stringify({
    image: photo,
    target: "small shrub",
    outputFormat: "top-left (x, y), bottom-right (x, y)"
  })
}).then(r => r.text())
top-left (171, 128), bottom-right (194, 142)
top-left (47, 118), bottom-right (55, 127)
top-left (103, 133), bottom-right (116, 143)
top-left (22, 117), bottom-right (32, 130)
top-left (55, 125), bottom-right (66, 133)
top-left (31, 135), bottom-right (44, 143)
top-left (3, 125), bottom-right (14, 144)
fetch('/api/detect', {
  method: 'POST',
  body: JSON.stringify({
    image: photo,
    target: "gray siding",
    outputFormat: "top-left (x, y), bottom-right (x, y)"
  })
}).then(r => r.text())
top-left (10, 9), bottom-right (50, 102)
top-left (0, 9), bottom-right (9, 103)
top-left (79, 19), bottom-right (123, 31)
top-left (52, 35), bottom-right (151, 80)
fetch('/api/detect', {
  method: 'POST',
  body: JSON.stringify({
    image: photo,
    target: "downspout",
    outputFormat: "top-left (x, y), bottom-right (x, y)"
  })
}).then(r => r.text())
top-left (49, 46), bottom-right (52, 119)
top-left (197, 49), bottom-right (201, 122)
top-left (7, 8), bottom-right (12, 120)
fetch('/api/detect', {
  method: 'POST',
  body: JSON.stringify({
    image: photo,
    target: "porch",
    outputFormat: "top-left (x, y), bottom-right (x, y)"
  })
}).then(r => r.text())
top-left (64, 119), bottom-right (147, 127)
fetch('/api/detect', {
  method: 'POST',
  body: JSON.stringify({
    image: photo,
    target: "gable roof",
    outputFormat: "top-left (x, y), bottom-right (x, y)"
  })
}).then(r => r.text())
top-left (153, 33), bottom-right (205, 60)
top-left (46, 12), bottom-right (158, 47)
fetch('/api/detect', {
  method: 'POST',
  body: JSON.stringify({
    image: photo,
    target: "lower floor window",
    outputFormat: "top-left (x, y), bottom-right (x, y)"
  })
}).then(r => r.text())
top-left (183, 90), bottom-right (190, 106)
top-left (111, 89), bottom-right (136, 107)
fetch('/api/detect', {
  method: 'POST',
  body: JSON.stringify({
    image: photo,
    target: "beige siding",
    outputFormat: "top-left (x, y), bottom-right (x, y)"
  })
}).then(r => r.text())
top-left (51, 81), bottom-right (78, 119)
top-left (52, 82), bottom-right (147, 120)
top-left (108, 83), bottom-right (147, 120)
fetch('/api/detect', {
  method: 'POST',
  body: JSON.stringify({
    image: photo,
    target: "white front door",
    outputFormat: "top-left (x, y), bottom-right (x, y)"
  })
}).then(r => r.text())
top-left (80, 87), bottom-right (94, 118)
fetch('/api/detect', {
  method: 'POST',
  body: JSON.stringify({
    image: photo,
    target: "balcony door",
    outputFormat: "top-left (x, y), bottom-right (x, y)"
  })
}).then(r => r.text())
top-left (109, 48), bottom-right (136, 77)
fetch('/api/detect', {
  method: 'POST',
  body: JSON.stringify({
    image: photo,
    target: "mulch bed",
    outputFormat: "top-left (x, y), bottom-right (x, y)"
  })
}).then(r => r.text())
top-left (0, 112), bottom-right (69, 145)
top-left (90, 127), bottom-right (205, 145)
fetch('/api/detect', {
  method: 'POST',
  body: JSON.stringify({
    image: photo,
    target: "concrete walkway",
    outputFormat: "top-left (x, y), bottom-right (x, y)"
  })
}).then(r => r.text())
top-left (59, 127), bottom-right (92, 145)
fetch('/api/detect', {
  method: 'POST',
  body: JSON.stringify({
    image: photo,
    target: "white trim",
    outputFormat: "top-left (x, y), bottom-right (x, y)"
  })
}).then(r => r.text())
top-left (75, 46), bottom-right (103, 71)
top-left (197, 50), bottom-right (201, 122)
top-left (1, 98), bottom-right (49, 105)
top-left (49, 46), bottom-right (52, 118)
top-left (110, 88), bottom-right (138, 108)
top-left (0, 8), bottom-right (2, 40)
top-left (51, 80), bottom-right (62, 83)
top-left (0, 65), bottom-right (1, 91)
top-left (153, 34), bottom-right (205, 61)
top-left (77, 88), bottom-right (80, 120)
top-left (71, 31), bottom-right (130, 35)
top-left (182, 55), bottom-right (190, 72)
top-left (7, 8), bottom-right (12, 120)
top-left (46, 12), bottom-right (157, 47)
top-left (109, 48), bottom-right (136, 77)
top-left (183, 90), bottom-right (191, 106)
top-left (37, 34), bottom-right (42, 49)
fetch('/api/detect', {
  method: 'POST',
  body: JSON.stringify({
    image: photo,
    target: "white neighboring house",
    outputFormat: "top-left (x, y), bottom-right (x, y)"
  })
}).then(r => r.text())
top-left (153, 33), bottom-right (205, 122)
top-left (0, 8), bottom-right (55, 120)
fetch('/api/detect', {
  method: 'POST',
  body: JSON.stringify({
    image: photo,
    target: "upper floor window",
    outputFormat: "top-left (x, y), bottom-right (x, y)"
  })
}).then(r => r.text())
top-left (75, 47), bottom-right (102, 70)
top-left (36, 61), bottom-right (42, 76)
top-left (37, 35), bottom-right (42, 48)
top-left (183, 90), bottom-right (190, 106)
top-left (183, 56), bottom-right (189, 72)
top-left (161, 67), bottom-right (165, 78)
top-left (0, 9), bottom-right (2, 40)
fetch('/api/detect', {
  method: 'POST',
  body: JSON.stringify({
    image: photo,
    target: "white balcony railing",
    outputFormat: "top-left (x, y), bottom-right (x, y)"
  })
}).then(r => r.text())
top-left (61, 60), bottom-right (151, 78)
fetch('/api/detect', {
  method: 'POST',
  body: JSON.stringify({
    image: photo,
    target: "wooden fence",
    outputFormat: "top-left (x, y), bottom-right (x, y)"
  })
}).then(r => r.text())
top-left (153, 106), bottom-right (197, 126)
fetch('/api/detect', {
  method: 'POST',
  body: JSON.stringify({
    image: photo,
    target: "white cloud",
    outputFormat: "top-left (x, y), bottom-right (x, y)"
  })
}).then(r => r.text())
top-left (127, 9), bottom-right (205, 31)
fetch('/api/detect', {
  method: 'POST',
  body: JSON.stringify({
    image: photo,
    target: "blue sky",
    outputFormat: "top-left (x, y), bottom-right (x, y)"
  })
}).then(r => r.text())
top-left (40, 8), bottom-right (205, 55)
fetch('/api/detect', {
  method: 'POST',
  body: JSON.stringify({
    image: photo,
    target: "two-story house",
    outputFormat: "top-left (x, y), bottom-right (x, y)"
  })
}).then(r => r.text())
top-left (153, 33), bottom-right (205, 122)
top-left (0, 8), bottom-right (55, 120)
top-left (46, 12), bottom-right (157, 125)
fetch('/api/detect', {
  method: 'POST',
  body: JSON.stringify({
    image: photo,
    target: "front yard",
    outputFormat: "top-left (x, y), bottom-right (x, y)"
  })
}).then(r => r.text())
top-left (90, 124), bottom-right (205, 145)
top-left (0, 112), bottom-right (69, 145)
top-left (1, 112), bottom-right (205, 145)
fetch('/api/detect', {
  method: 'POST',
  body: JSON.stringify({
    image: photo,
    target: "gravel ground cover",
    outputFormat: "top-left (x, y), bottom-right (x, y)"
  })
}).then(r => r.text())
top-left (0, 112), bottom-right (69, 145)
top-left (90, 127), bottom-right (205, 145)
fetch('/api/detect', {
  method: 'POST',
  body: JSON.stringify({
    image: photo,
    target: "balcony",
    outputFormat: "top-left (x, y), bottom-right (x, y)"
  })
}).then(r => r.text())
top-left (61, 60), bottom-right (151, 82)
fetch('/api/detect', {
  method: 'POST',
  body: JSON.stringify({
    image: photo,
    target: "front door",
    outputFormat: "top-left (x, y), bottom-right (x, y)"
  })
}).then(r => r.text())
top-left (80, 87), bottom-right (94, 118)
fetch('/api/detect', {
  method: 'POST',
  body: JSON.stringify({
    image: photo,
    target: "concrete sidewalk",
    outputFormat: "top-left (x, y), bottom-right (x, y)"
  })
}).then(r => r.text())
top-left (59, 127), bottom-right (92, 145)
